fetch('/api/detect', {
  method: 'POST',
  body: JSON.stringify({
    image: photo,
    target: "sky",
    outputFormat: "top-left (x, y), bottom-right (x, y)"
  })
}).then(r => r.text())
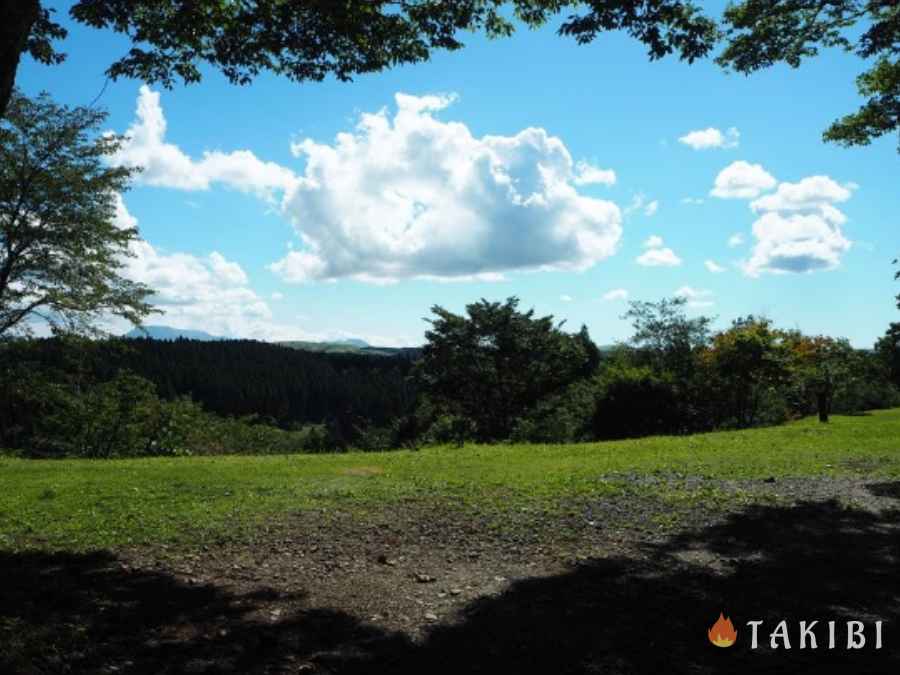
top-left (17, 2), bottom-right (900, 348)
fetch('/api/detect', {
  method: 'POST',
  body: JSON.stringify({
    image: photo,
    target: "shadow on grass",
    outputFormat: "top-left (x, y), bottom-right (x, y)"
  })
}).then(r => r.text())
top-left (4, 486), bottom-right (900, 674)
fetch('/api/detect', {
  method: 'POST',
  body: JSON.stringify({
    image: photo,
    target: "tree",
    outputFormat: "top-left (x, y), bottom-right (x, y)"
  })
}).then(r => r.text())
top-left (876, 323), bottom-right (900, 387)
top-left (0, 90), bottom-right (154, 337)
top-left (418, 296), bottom-right (598, 442)
top-left (784, 333), bottom-right (856, 423)
top-left (622, 296), bottom-right (712, 379)
top-left (0, 1), bottom-right (720, 119)
top-left (703, 316), bottom-right (791, 428)
top-left (894, 256), bottom-right (899, 309)
top-left (718, 0), bottom-right (899, 150)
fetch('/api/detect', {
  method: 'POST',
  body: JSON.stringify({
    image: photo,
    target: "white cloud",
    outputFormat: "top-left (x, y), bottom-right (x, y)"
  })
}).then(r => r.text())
top-left (704, 259), bottom-right (726, 273)
top-left (743, 211), bottom-right (852, 277)
top-left (679, 127), bottom-right (740, 150)
top-left (123, 241), bottom-right (277, 337)
top-left (750, 175), bottom-right (852, 216)
top-left (112, 193), bottom-right (138, 230)
top-left (637, 247), bottom-right (682, 267)
top-left (681, 197), bottom-right (704, 205)
top-left (602, 288), bottom-right (629, 301)
top-left (208, 251), bottom-right (248, 285)
top-left (560, 294), bottom-right (573, 302)
top-left (111, 86), bottom-right (297, 200)
top-left (573, 161), bottom-right (616, 186)
top-left (271, 292), bottom-right (284, 301)
top-left (674, 285), bottom-right (715, 308)
top-left (112, 197), bottom-right (320, 341)
top-left (711, 161), bottom-right (777, 199)
top-left (728, 233), bottom-right (746, 248)
top-left (742, 174), bottom-right (854, 276)
top-left (272, 93), bottom-right (622, 283)
top-left (625, 193), bottom-right (658, 217)
top-left (636, 236), bottom-right (682, 267)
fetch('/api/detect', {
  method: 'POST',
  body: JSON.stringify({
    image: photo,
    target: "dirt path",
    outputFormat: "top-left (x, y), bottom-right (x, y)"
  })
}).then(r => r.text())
top-left (3, 476), bottom-right (900, 674)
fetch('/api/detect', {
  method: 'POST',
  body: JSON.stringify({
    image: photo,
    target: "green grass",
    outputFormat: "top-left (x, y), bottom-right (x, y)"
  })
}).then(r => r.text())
top-left (2, 409), bottom-right (900, 551)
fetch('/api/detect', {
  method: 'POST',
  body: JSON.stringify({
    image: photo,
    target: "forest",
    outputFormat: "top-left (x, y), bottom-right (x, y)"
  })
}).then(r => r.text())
top-left (2, 294), bottom-right (898, 458)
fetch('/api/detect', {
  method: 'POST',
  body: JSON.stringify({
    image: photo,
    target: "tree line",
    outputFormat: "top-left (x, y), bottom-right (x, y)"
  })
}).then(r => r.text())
top-left (0, 337), bottom-right (417, 456)
top-left (2, 292), bottom-right (898, 458)
top-left (413, 296), bottom-right (900, 446)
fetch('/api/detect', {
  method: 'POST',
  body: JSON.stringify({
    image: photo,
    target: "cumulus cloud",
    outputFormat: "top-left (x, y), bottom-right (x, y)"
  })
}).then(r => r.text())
top-left (636, 236), bottom-right (682, 267)
top-left (112, 198), bottom-right (315, 341)
top-left (644, 200), bottom-right (659, 217)
top-left (573, 161), bottom-right (616, 186)
top-left (602, 289), bottom-right (629, 301)
top-left (123, 241), bottom-right (275, 337)
top-left (272, 93), bottom-right (622, 283)
top-left (112, 193), bottom-right (138, 230)
top-left (560, 294), bottom-right (573, 302)
top-left (679, 127), bottom-right (740, 150)
top-left (728, 233), bottom-right (746, 248)
top-left (111, 86), bottom-right (297, 200)
top-left (704, 259), bottom-right (726, 273)
top-left (743, 211), bottom-right (852, 277)
top-left (749, 175), bottom-right (852, 216)
top-left (742, 175), bottom-right (854, 276)
top-left (711, 161), bottom-right (777, 199)
top-left (675, 285), bottom-right (715, 308)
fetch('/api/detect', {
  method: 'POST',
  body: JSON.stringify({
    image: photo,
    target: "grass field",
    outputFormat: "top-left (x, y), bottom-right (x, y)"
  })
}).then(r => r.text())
top-left (2, 409), bottom-right (900, 552)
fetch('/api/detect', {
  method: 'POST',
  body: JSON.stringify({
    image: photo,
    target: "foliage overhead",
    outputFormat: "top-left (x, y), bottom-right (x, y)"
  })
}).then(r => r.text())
top-left (718, 0), bottom-right (900, 151)
top-left (0, 90), bottom-right (154, 338)
top-left (1, 0), bottom-right (718, 118)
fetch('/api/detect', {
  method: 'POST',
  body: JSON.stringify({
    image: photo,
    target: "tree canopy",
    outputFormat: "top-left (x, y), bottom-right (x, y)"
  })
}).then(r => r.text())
top-left (5, 2), bottom-right (896, 150)
top-left (0, 90), bottom-right (153, 337)
top-left (0, 0), bottom-right (719, 118)
top-left (418, 296), bottom-right (599, 442)
top-left (718, 0), bottom-right (899, 150)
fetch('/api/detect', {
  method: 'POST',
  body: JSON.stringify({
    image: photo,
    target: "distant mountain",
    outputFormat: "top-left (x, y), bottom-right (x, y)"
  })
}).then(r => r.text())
top-left (124, 325), bottom-right (225, 341)
top-left (277, 339), bottom-right (420, 358)
top-left (334, 338), bottom-right (369, 348)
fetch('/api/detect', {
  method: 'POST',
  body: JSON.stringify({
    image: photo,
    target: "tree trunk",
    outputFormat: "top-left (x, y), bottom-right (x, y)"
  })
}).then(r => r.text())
top-left (0, 0), bottom-right (40, 119)
top-left (817, 392), bottom-right (830, 423)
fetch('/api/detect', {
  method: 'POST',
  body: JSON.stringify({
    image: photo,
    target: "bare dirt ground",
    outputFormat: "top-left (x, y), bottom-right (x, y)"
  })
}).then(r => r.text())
top-left (3, 476), bottom-right (900, 674)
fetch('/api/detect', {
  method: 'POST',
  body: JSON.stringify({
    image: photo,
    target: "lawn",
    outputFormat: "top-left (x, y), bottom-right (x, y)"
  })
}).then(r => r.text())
top-left (2, 409), bottom-right (900, 551)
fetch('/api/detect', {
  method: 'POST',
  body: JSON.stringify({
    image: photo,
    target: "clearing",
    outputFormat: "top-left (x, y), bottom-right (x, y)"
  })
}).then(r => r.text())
top-left (2, 410), bottom-right (900, 673)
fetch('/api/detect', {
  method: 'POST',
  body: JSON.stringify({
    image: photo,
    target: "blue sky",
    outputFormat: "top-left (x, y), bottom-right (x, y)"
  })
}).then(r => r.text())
top-left (18, 2), bottom-right (899, 347)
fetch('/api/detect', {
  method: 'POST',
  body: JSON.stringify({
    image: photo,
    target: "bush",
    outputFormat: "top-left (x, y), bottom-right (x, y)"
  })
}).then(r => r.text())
top-left (510, 379), bottom-right (597, 443)
top-left (592, 365), bottom-right (681, 439)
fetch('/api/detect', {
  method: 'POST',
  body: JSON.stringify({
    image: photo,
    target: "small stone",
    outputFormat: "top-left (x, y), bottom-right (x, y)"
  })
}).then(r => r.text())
top-left (415, 573), bottom-right (436, 583)
top-left (449, 588), bottom-right (463, 596)
top-left (424, 612), bottom-right (438, 622)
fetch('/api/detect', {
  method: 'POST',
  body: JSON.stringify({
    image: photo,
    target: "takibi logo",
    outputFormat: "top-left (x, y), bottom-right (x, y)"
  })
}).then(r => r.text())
top-left (709, 613), bottom-right (738, 648)
top-left (707, 612), bottom-right (885, 650)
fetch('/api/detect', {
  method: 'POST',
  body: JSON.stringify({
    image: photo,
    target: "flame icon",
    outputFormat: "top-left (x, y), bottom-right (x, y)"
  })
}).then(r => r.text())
top-left (708, 612), bottom-right (737, 648)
